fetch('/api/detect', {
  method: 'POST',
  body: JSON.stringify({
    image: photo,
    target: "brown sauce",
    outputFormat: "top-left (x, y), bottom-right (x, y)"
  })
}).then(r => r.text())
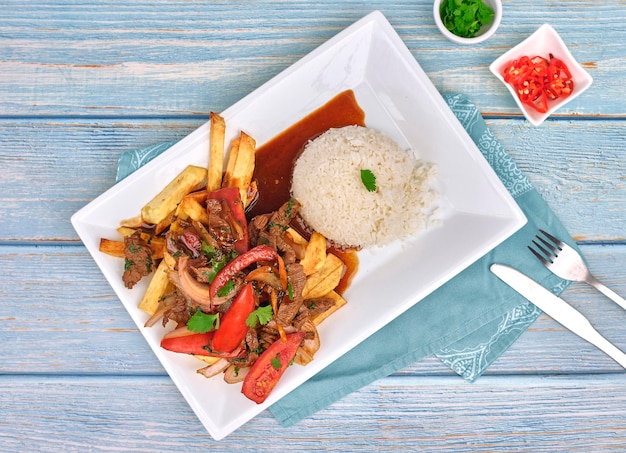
top-left (247, 90), bottom-right (365, 218)
top-left (247, 89), bottom-right (365, 294)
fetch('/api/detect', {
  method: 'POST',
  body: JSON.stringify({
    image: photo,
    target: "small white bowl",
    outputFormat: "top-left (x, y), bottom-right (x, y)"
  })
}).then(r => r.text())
top-left (433, 0), bottom-right (502, 45)
top-left (489, 23), bottom-right (593, 126)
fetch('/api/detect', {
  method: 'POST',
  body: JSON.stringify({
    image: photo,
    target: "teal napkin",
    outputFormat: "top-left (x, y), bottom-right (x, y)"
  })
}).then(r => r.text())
top-left (116, 94), bottom-right (578, 426)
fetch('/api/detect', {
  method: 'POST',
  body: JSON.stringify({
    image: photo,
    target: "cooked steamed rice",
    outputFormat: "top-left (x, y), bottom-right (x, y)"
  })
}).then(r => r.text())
top-left (291, 125), bottom-right (439, 248)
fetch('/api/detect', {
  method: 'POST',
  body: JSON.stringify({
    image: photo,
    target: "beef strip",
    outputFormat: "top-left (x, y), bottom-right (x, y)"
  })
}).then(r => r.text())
top-left (304, 297), bottom-right (335, 319)
top-left (275, 263), bottom-right (306, 326)
top-left (207, 198), bottom-right (236, 251)
top-left (122, 232), bottom-right (154, 289)
top-left (161, 290), bottom-right (191, 326)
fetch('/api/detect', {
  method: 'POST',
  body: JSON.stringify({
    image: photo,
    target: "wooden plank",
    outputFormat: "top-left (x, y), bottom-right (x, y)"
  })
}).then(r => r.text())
top-left (1, 374), bottom-right (625, 451)
top-left (1, 244), bottom-right (624, 375)
top-left (0, 118), bottom-right (623, 241)
top-left (0, 0), bottom-right (624, 116)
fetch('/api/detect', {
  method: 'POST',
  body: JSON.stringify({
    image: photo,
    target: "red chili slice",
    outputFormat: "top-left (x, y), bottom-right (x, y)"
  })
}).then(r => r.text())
top-left (209, 244), bottom-right (278, 302)
top-left (207, 187), bottom-right (249, 255)
top-left (241, 332), bottom-right (305, 404)
top-left (502, 53), bottom-right (574, 114)
top-left (211, 283), bottom-right (256, 353)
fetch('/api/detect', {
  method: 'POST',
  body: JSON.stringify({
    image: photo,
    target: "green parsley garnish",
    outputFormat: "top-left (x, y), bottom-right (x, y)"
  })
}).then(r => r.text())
top-left (246, 305), bottom-right (274, 328)
top-left (217, 280), bottom-right (235, 297)
top-left (360, 169), bottom-right (377, 192)
top-left (201, 240), bottom-right (215, 257)
top-left (439, 0), bottom-right (494, 39)
top-left (271, 353), bottom-right (282, 370)
top-left (187, 310), bottom-right (220, 333)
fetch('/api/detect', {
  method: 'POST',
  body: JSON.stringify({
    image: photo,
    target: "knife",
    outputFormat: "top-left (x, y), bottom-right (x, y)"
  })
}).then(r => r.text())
top-left (490, 263), bottom-right (626, 369)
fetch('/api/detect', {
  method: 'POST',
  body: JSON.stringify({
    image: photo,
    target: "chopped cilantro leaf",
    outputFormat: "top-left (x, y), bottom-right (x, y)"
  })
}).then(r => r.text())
top-left (287, 281), bottom-right (294, 300)
top-left (360, 169), bottom-right (377, 192)
top-left (217, 280), bottom-right (235, 297)
top-left (187, 310), bottom-right (220, 333)
top-left (271, 353), bottom-right (282, 370)
top-left (439, 0), bottom-right (494, 39)
top-left (201, 240), bottom-right (215, 257)
top-left (246, 305), bottom-right (274, 328)
top-left (124, 259), bottom-right (134, 271)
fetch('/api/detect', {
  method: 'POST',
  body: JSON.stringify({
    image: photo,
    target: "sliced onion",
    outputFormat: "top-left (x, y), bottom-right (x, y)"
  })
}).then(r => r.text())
top-left (177, 255), bottom-right (211, 305)
top-left (196, 358), bottom-right (230, 379)
top-left (162, 325), bottom-right (196, 340)
top-left (224, 364), bottom-right (250, 384)
top-left (245, 266), bottom-right (282, 289)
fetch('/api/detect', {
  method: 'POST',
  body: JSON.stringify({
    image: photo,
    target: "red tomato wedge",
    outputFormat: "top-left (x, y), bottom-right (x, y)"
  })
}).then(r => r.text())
top-left (241, 332), bottom-right (305, 404)
top-left (207, 187), bottom-right (249, 255)
top-left (211, 283), bottom-right (256, 353)
top-left (160, 330), bottom-right (246, 358)
top-left (161, 331), bottom-right (214, 355)
top-left (209, 244), bottom-right (278, 301)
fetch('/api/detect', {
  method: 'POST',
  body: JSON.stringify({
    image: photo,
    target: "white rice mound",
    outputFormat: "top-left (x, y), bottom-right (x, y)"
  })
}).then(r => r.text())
top-left (291, 125), bottom-right (439, 248)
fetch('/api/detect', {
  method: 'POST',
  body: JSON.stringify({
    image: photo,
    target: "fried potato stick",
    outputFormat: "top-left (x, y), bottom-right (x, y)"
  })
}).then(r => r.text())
top-left (207, 112), bottom-right (226, 192)
top-left (141, 165), bottom-right (207, 225)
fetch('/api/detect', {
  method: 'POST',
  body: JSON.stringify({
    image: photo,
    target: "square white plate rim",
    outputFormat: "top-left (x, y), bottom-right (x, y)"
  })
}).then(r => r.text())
top-left (489, 23), bottom-right (593, 126)
top-left (72, 10), bottom-right (527, 440)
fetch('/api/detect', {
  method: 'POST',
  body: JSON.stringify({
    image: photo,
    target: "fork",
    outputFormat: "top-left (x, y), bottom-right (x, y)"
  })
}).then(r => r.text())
top-left (528, 229), bottom-right (626, 311)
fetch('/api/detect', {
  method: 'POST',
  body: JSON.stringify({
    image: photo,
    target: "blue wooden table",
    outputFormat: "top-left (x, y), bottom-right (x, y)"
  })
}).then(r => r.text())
top-left (1, 1), bottom-right (625, 451)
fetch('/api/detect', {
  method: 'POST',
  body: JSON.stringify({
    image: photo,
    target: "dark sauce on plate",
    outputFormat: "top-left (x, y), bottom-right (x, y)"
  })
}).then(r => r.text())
top-left (247, 89), bottom-right (365, 294)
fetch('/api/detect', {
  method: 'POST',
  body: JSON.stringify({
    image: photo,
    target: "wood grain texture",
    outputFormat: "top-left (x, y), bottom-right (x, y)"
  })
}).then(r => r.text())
top-left (1, 0), bottom-right (625, 449)
top-left (0, 0), bottom-right (624, 116)
top-left (0, 118), bottom-right (624, 241)
top-left (2, 375), bottom-right (626, 452)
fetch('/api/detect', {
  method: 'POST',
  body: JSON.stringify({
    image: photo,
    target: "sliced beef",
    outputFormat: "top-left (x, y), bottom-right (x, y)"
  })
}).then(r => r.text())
top-left (161, 290), bottom-right (191, 326)
top-left (304, 297), bottom-right (336, 319)
top-left (122, 232), bottom-right (154, 289)
top-left (275, 263), bottom-right (306, 326)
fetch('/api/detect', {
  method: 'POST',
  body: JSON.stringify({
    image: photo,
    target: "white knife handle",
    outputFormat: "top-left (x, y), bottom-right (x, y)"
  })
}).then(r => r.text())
top-left (572, 315), bottom-right (626, 368)
top-left (582, 326), bottom-right (626, 369)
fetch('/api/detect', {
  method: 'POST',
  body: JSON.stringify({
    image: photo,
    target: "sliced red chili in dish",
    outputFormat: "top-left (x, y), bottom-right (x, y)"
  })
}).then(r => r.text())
top-left (502, 53), bottom-right (575, 114)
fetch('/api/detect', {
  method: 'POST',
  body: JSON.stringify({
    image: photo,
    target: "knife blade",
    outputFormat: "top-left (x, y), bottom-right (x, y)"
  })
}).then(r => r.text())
top-left (490, 263), bottom-right (626, 369)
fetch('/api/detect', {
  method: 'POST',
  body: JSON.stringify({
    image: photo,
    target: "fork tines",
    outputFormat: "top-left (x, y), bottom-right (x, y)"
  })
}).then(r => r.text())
top-left (527, 229), bottom-right (563, 265)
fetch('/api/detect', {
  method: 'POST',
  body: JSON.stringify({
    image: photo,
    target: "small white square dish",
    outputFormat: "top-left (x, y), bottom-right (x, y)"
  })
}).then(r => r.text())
top-left (72, 11), bottom-right (526, 440)
top-left (490, 23), bottom-right (593, 126)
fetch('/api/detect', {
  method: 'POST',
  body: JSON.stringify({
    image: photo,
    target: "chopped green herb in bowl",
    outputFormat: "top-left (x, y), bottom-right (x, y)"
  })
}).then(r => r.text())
top-left (433, 0), bottom-right (502, 44)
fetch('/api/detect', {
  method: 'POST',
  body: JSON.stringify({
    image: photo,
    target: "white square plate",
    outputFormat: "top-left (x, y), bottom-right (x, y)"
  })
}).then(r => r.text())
top-left (489, 23), bottom-right (593, 126)
top-left (72, 11), bottom-right (526, 440)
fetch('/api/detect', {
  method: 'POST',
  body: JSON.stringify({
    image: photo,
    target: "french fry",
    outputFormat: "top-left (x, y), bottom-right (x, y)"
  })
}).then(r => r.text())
top-left (99, 238), bottom-right (125, 258)
top-left (284, 228), bottom-right (308, 260)
top-left (222, 131), bottom-right (255, 206)
top-left (222, 136), bottom-right (240, 189)
top-left (101, 235), bottom-right (165, 260)
top-left (138, 259), bottom-right (174, 315)
top-left (207, 112), bottom-right (226, 192)
top-left (176, 193), bottom-right (210, 225)
top-left (119, 214), bottom-right (143, 229)
top-left (141, 165), bottom-right (207, 225)
top-left (310, 290), bottom-right (347, 326)
top-left (302, 253), bottom-right (344, 299)
top-left (300, 232), bottom-right (327, 276)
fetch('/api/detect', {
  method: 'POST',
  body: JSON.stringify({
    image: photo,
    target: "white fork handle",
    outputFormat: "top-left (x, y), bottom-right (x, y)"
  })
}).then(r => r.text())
top-left (586, 275), bottom-right (626, 311)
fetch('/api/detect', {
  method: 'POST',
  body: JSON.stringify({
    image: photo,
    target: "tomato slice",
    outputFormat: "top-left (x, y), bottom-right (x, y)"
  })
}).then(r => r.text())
top-left (209, 245), bottom-right (278, 301)
top-left (241, 332), bottom-right (305, 404)
top-left (160, 330), bottom-right (246, 358)
top-left (161, 331), bottom-right (214, 355)
top-left (211, 283), bottom-right (256, 353)
top-left (207, 187), bottom-right (249, 255)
